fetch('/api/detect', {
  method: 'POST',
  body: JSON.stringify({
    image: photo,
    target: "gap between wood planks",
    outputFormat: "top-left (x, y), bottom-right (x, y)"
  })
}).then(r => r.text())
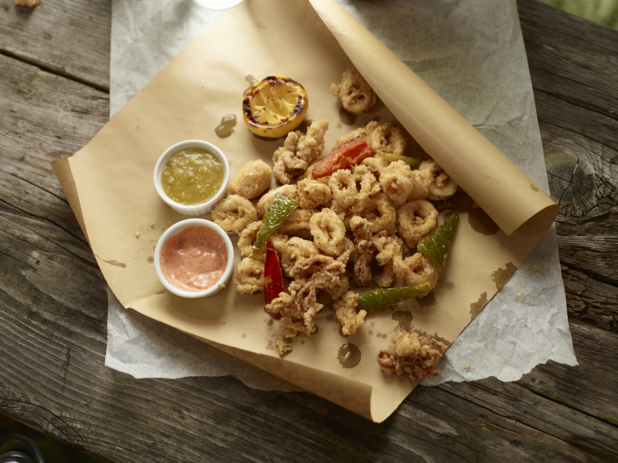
top-left (0, 48), bottom-right (109, 94)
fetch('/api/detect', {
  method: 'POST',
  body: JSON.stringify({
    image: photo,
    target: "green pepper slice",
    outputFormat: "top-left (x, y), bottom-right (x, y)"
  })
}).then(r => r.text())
top-left (417, 213), bottom-right (459, 269)
top-left (251, 193), bottom-right (298, 256)
top-left (357, 284), bottom-right (431, 313)
top-left (377, 151), bottom-right (423, 170)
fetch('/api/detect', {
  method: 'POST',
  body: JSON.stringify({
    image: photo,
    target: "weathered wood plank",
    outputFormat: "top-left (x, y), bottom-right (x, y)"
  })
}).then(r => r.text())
top-left (0, 0), bottom-right (617, 462)
top-left (0, 52), bottom-right (108, 264)
top-left (519, 0), bottom-right (618, 235)
top-left (2, 211), bottom-right (617, 463)
top-left (0, 0), bottom-right (110, 90)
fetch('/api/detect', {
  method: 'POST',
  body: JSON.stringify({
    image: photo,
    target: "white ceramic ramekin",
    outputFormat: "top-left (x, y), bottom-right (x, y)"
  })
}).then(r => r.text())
top-left (154, 140), bottom-right (229, 216)
top-left (154, 219), bottom-right (234, 298)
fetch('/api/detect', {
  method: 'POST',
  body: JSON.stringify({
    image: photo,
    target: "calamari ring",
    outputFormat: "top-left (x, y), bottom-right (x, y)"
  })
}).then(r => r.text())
top-left (360, 193), bottom-right (397, 235)
top-left (397, 200), bottom-right (438, 248)
top-left (273, 236), bottom-right (319, 278)
top-left (392, 253), bottom-right (439, 297)
top-left (297, 178), bottom-right (332, 209)
top-left (330, 69), bottom-right (376, 115)
top-left (379, 160), bottom-right (415, 204)
top-left (352, 164), bottom-right (381, 210)
top-left (361, 156), bottom-right (390, 177)
top-left (309, 208), bottom-right (347, 256)
top-left (212, 195), bottom-right (257, 235)
top-left (369, 123), bottom-right (407, 157)
top-left (235, 257), bottom-right (264, 294)
top-left (329, 169), bottom-right (358, 210)
top-left (237, 220), bottom-right (261, 258)
top-left (418, 160), bottom-right (458, 201)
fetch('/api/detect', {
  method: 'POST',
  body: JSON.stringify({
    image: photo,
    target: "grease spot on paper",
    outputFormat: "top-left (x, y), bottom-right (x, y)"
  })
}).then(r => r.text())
top-left (338, 343), bottom-right (361, 368)
top-left (491, 262), bottom-right (517, 290)
top-left (418, 292), bottom-right (436, 307)
top-left (392, 311), bottom-right (412, 331)
top-left (338, 106), bottom-right (357, 126)
top-left (447, 191), bottom-right (499, 235)
top-left (470, 291), bottom-right (488, 319)
top-left (97, 256), bottom-right (126, 268)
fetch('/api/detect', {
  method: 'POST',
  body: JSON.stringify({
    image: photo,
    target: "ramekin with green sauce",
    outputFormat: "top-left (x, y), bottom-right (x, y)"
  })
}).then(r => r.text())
top-left (154, 140), bottom-right (229, 216)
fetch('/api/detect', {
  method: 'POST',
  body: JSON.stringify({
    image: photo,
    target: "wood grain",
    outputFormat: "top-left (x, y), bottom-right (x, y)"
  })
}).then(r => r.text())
top-left (0, 0), bottom-right (110, 91)
top-left (0, 0), bottom-right (617, 462)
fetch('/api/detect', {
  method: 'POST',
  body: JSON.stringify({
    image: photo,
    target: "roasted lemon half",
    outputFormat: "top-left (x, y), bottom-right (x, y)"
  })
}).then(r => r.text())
top-left (243, 76), bottom-right (308, 138)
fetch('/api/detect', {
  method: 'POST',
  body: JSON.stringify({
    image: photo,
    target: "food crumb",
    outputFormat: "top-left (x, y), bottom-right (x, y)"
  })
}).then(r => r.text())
top-left (464, 364), bottom-right (471, 372)
top-left (535, 379), bottom-right (540, 385)
top-left (483, 344), bottom-right (487, 349)
top-left (275, 341), bottom-right (292, 357)
top-left (15, 0), bottom-right (39, 6)
top-left (135, 232), bottom-right (141, 238)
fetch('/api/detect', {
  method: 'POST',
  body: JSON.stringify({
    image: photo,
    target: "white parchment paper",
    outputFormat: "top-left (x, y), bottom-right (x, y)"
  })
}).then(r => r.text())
top-left (105, 0), bottom-right (577, 388)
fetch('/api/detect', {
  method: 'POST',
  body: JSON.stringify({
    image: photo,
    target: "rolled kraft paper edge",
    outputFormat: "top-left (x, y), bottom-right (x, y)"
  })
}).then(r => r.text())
top-left (186, 333), bottom-right (379, 421)
top-left (308, 0), bottom-right (557, 236)
top-left (51, 156), bottom-right (90, 244)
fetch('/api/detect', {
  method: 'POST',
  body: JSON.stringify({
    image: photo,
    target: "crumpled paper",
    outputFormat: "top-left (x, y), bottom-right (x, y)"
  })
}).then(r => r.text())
top-left (105, 0), bottom-right (577, 388)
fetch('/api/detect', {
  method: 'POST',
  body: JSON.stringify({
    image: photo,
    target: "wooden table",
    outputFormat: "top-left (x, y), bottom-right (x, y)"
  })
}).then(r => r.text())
top-left (1, 1), bottom-right (617, 461)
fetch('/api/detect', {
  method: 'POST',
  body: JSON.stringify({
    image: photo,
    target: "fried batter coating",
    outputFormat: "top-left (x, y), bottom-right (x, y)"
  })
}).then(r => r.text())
top-left (278, 208), bottom-right (315, 239)
top-left (408, 170), bottom-right (430, 200)
top-left (373, 231), bottom-right (403, 266)
top-left (377, 329), bottom-right (446, 382)
top-left (278, 258), bottom-right (349, 338)
top-left (369, 123), bottom-right (407, 157)
top-left (272, 120), bottom-right (329, 184)
top-left (296, 119), bottom-right (329, 164)
top-left (361, 155), bottom-right (390, 177)
top-left (334, 291), bottom-right (366, 336)
top-left (297, 178), bottom-right (332, 209)
top-left (237, 220), bottom-right (261, 258)
top-left (375, 261), bottom-right (396, 288)
top-left (273, 131), bottom-right (306, 184)
top-left (329, 169), bottom-right (357, 210)
top-left (392, 253), bottom-right (439, 297)
top-left (360, 193), bottom-right (397, 235)
top-left (229, 159), bottom-right (273, 199)
top-left (330, 202), bottom-right (354, 232)
top-left (372, 231), bottom-right (403, 288)
top-left (331, 69), bottom-right (376, 115)
top-left (235, 257), bottom-right (264, 294)
top-left (397, 200), bottom-right (438, 248)
top-left (212, 195), bottom-right (257, 235)
top-left (351, 164), bottom-right (381, 213)
top-left (275, 341), bottom-right (293, 357)
top-left (418, 160), bottom-right (457, 201)
top-left (332, 121), bottom-right (379, 149)
top-left (273, 236), bottom-right (319, 278)
top-left (256, 185), bottom-right (299, 217)
top-left (350, 216), bottom-right (375, 287)
top-left (266, 292), bottom-right (292, 318)
top-left (299, 162), bottom-right (330, 186)
top-left (309, 208), bottom-right (347, 256)
top-left (379, 160), bottom-right (415, 204)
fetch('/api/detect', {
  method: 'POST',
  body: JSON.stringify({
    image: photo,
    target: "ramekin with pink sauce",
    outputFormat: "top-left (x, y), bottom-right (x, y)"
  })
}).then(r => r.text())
top-left (154, 219), bottom-right (234, 298)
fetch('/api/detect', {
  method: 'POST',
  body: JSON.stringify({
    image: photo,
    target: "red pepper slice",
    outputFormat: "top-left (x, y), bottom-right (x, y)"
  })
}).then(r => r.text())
top-left (264, 241), bottom-right (285, 317)
top-left (312, 136), bottom-right (375, 178)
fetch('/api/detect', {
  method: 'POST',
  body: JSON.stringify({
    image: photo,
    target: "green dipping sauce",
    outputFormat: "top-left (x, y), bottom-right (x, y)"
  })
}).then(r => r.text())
top-left (161, 147), bottom-right (225, 205)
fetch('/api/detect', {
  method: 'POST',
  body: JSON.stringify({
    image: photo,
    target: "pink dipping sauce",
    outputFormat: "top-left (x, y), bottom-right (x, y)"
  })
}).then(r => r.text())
top-left (160, 225), bottom-right (227, 292)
